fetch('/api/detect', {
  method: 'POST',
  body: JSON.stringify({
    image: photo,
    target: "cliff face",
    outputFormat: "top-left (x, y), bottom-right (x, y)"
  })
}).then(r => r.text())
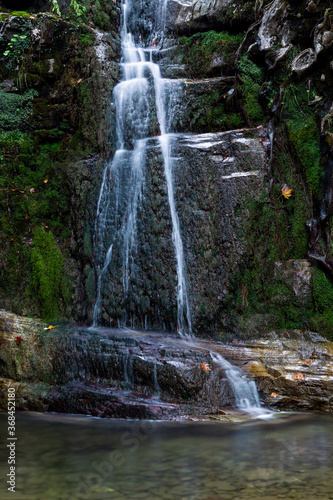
top-left (0, 0), bottom-right (333, 339)
top-left (0, 1), bottom-right (120, 321)
top-left (158, 0), bottom-right (333, 338)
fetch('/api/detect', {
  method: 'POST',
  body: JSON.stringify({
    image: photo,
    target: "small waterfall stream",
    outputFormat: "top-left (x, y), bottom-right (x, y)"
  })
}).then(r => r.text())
top-left (92, 0), bottom-right (267, 414)
top-left (93, 0), bottom-right (191, 332)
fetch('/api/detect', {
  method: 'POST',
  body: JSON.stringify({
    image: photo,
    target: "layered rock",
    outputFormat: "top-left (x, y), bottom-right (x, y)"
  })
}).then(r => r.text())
top-left (1, 311), bottom-right (332, 418)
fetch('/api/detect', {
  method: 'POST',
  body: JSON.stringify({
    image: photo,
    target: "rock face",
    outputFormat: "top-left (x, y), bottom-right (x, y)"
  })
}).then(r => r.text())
top-left (1, 0), bottom-right (333, 342)
top-left (94, 128), bottom-right (270, 333)
top-left (0, 6), bottom-right (120, 321)
top-left (0, 311), bottom-right (332, 418)
top-left (166, 0), bottom-right (260, 33)
top-left (217, 331), bottom-right (333, 411)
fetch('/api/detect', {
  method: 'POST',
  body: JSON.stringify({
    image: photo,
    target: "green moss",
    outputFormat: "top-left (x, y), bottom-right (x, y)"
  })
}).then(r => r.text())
top-left (310, 267), bottom-right (333, 340)
top-left (30, 227), bottom-right (68, 321)
top-left (238, 55), bottom-right (265, 125)
top-left (281, 83), bottom-right (322, 196)
top-left (179, 30), bottom-right (244, 78)
top-left (11, 11), bottom-right (32, 18)
top-left (287, 117), bottom-right (321, 196)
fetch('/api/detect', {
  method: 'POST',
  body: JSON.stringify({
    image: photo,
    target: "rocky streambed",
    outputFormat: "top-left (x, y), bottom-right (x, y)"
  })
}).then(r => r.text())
top-left (0, 310), bottom-right (332, 420)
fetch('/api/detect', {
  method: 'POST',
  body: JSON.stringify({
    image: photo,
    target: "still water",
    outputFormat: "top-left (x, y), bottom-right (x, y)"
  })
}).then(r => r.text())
top-left (0, 412), bottom-right (333, 500)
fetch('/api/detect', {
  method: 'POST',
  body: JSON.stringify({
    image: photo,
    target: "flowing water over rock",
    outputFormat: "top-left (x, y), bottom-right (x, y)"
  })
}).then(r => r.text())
top-left (91, 0), bottom-right (270, 415)
top-left (93, 0), bottom-right (192, 333)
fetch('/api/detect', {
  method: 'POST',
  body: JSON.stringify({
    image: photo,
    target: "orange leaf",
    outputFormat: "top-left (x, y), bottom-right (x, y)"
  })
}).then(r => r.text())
top-left (201, 363), bottom-right (211, 372)
top-left (44, 179), bottom-right (48, 184)
top-left (77, 78), bottom-right (83, 84)
top-left (293, 372), bottom-right (306, 381)
top-left (44, 325), bottom-right (55, 330)
top-left (270, 392), bottom-right (278, 398)
top-left (15, 336), bottom-right (23, 345)
top-left (11, 188), bottom-right (25, 193)
top-left (303, 359), bottom-right (313, 365)
top-left (281, 185), bottom-right (293, 199)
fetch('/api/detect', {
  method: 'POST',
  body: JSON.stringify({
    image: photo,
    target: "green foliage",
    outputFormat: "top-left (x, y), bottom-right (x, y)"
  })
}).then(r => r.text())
top-left (0, 89), bottom-right (38, 132)
top-left (2, 33), bottom-right (31, 72)
top-left (30, 227), bottom-right (67, 320)
top-left (51, 0), bottom-right (86, 18)
top-left (179, 30), bottom-right (244, 78)
top-left (238, 55), bottom-right (265, 124)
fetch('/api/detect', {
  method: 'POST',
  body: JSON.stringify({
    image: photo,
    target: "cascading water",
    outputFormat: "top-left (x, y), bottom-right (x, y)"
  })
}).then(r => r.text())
top-left (93, 0), bottom-right (192, 333)
top-left (92, 0), bottom-right (269, 414)
top-left (210, 352), bottom-right (271, 417)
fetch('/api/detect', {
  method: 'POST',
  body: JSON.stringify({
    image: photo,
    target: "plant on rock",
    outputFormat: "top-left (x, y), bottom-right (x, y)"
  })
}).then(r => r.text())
top-left (51, 0), bottom-right (86, 18)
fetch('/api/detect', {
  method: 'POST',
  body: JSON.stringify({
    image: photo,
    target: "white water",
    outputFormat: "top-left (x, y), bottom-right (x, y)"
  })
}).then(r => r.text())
top-left (92, 0), bottom-right (269, 415)
top-left (211, 352), bottom-right (271, 417)
top-left (93, 0), bottom-right (192, 332)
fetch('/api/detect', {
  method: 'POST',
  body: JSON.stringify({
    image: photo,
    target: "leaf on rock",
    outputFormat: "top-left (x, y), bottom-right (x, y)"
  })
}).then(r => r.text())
top-left (44, 325), bottom-right (56, 330)
top-left (201, 363), bottom-right (211, 372)
top-left (293, 372), bottom-right (306, 381)
top-left (270, 392), bottom-right (278, 398)
top-left (15, 336), bottom-right (23, 345)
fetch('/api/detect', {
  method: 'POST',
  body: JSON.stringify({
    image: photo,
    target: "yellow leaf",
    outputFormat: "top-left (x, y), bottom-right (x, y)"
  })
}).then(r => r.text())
top-left (281, 185), bottom-right (293, 199)
top-left (45, 325), bottom-right (55, 330)
top-left (201, 363), bottom-right (211, 372)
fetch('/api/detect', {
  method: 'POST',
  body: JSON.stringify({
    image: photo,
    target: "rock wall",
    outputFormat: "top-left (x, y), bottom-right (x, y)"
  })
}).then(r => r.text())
top-left (1, 0), bottom-right (333, 340)
top-left (0, 2), bottom-right (120, 321)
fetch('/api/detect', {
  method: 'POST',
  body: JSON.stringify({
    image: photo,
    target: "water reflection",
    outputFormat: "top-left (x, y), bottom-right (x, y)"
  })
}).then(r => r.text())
top-left (0, 412), bottom-right (332, 499)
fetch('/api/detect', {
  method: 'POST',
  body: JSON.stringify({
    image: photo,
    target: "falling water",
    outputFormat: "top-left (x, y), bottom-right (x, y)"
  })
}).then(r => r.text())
top-left (210, 352), bottom-right (271, 417)
top-left (93, 0), bottom-right (192, 332)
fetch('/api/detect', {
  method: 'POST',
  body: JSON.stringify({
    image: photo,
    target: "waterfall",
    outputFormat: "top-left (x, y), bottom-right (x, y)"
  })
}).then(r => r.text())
top-left (210, 352), bottom-right (271, 417)
top-left (93, 0), bottom-right (192, 333)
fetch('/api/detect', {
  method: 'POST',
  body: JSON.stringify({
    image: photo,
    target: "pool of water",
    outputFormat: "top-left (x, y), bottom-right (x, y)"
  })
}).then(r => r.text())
top-left (0, 412), bottom-right (333, 499)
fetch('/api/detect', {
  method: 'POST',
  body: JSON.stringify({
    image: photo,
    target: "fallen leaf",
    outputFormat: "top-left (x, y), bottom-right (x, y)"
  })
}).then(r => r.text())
top-left (11, 188), bottom-right (25, 193)
top-left (201, 363), bottom-right (211, 372)
top-left (44, 325), bottom-right (55, 330)
top-left (303, 359), bottom-right (313, 365)
top-left (293, 372), bottom-right (306, 381)
top-left (25, 214), bottom-right (30, 219)
top-left (30, 188), bottom-right (35, 193)
top-left (15, 336), bottom-right (23, 345)
top-left (44, 179), bottom-right (48, 183)
top-left (281, 185), bottom-right (293, 199)
top-left (10, 238), bottom-right (14, 241)
top-left (270, 392), bottom-right (278, 398)
top-left (77, 78), bottom-right (83, 84)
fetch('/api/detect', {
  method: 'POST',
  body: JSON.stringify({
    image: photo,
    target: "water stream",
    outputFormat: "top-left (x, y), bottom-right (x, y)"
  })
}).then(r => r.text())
top-left (92, 0), bottom-right (265, 414)
top-left (93, 0), bottom-right (191, 333)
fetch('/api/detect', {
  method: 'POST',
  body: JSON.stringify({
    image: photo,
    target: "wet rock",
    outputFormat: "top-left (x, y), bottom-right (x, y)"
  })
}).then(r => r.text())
top-left (257, 0), bottom-right (291, 52)
top-left (166, 0), bottom-right (257, 33)
top-left (314, 12), bottom-right (333, 54)
top-left (291, 48), bottom-right (317, 75)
